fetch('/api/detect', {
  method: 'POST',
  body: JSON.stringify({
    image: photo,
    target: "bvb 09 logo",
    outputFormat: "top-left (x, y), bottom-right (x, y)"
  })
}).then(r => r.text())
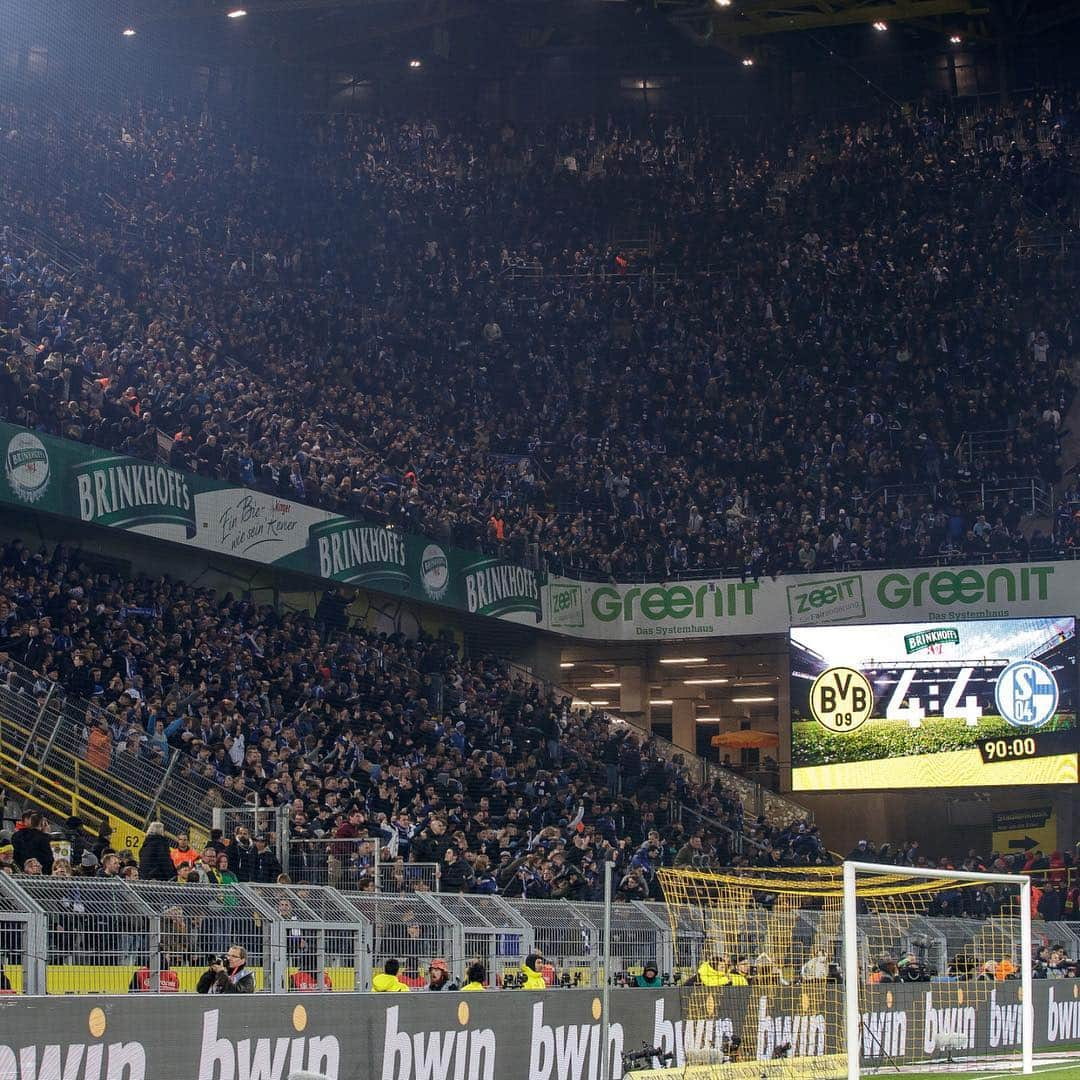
top-left (809, 667), bottom-right (874, 733)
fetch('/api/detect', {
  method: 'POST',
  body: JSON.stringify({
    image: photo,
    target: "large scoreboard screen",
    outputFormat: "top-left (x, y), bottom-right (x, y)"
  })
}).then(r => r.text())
top-left (790, 617), bottom-right (1078, 790)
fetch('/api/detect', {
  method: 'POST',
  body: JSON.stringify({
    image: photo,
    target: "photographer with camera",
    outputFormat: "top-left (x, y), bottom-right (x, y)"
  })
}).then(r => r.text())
top-left (519, 953), bottom-right (547, 990)
top-left (197, 946), bottom-right (255, 994)
top-left (634, 963), bottom-right (663, 989)
top-left (897, 952), bottom-right (933, 982)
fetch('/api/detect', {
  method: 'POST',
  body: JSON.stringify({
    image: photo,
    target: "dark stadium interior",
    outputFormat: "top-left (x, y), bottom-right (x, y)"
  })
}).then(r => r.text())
top-left (0, 0), bottom-right (1078, 996)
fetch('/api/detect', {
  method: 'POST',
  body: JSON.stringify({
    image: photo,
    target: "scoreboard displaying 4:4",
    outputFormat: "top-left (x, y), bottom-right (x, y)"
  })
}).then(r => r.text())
top-left (790, 617), bottom-right (1078, 791)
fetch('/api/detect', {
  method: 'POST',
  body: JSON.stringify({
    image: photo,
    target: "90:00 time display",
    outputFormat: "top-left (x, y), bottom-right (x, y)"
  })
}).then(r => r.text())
top-left (981, 736), bottom-right (1037, 761)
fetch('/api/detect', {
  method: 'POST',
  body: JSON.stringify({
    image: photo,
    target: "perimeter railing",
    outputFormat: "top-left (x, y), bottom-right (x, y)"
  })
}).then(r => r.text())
top-left (0, 877), bottom-right (1070, 995)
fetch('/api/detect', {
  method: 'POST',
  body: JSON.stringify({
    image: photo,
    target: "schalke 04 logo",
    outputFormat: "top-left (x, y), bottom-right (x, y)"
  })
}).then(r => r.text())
top-left (994, 659), bottom-right (1059, 730)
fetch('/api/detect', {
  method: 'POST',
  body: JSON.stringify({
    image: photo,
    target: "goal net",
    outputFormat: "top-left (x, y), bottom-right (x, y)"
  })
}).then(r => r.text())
top-left (656, 863), bottom-right (1032, 1080)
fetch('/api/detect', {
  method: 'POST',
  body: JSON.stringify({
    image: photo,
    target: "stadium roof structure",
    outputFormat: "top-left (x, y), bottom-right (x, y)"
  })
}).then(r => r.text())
top-left (95, 0), bottom-right (1080, 49)
top-left (35, 0), bottom-right (1080, 90)
top-left (652, 0), bottom-right (1080, 45)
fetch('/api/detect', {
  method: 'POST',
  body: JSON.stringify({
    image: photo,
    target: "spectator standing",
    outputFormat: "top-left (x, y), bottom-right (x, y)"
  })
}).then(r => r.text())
top-left (253, 834), bottom-right (283, 883)
top-left (169, 833), bottom-right (199, 873)
top-left (139, 822), bottom-right (177, 881)
top-left (229, 828), bottom-right (257, 882)
top-left (12, 812), bottom-right (53, 875)
top-left (85, 719), bottom-right (112, 771)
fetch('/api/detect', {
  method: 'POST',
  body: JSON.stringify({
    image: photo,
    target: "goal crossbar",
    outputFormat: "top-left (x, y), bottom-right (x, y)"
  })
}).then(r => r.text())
top-left (841, 861), bottom-right (1033, 1080)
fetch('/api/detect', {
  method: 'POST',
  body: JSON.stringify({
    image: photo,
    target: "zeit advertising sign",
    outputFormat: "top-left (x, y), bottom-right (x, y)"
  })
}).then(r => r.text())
top-left (0, 983), bottom-right (1075, 1080)
top-left (543, 564), bottom-right (1072, 640)
top-left (0, 424), bottom-right (542, 624)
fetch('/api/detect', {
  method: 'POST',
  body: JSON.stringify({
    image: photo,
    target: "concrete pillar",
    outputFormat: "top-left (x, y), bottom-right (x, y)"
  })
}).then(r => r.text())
top-left (526, 635), bottom-right (566, 689)
top-left (670, 688), bottom-right (704, 755)
top-left (777, 670), bottom-right (792, 793)
top-left (618, 665), bottom-right (650, 730)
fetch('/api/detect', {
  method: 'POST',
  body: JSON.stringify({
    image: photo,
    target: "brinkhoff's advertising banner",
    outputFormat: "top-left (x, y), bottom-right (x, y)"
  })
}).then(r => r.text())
top-left (0, 983), bottom-right (1076, 1080)
top-left (0, 424), bottom-right (542, 624)
top-left (5, 422), bottom-right (1078, 640)
top-left (544, 561), bottom-right (1076, 640)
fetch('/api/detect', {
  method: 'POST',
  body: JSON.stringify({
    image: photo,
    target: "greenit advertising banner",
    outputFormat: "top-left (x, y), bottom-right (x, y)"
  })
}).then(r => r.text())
top-left (542, 561), bottom-right (1076, 640)
top-left (0, 423), bottom-right (542, 623)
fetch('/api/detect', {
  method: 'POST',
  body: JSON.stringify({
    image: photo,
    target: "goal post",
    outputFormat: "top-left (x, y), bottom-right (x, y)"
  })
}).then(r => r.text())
top-left (843, 861), bottom-right (1033, 1079)
top-left (657, 863), bottom-right (1034, 1080)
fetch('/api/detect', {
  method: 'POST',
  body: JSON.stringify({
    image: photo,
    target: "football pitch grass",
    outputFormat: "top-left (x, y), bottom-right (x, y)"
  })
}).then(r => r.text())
top-left (862, 1054), bottom-right (1080, 1080)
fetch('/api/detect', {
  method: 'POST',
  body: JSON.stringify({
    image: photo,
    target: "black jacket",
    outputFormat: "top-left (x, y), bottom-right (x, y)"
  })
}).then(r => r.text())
top-left (230, 840), bottom-right (257, 881)
top-left (138, 835), bottom-right (177, 881)
top-left (12, 826), bottom-right (53, 874)
top-left (253, 847), bottom-right (282, 883)
top-left (196, 966), bottom-right (255, 994)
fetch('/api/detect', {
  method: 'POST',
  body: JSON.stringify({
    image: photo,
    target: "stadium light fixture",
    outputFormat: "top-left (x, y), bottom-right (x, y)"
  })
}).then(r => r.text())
top-left (559, 662), bottom-right (575, 668)
top-left (741, 58), bottom-right (755, 67)
top-left (590, 682), bottom-right (621, 689)
top-left (588, 700), bottom-right (611, 707)
top-left (684, 678), bottom-right (730, 685)
top-left (731, 696), bottom-right (775, 703)
top-left (650, 699), bottom-right (673, 706)
top-left (714, 0), bottom-right (732, 6)
top-left (696, 716), bottom-right (721, 722)
top-left (409, 58), bottom-right (422, 69)
top-left (872, 20), bottom-right (887, 31)
top-left (659, 657), bottom-right (707, 664)
top-left (949, 34), bottom-right (962, 44)
top-left (227, 9), bottom-right (248, 18)
top-left (122, 27), bottom-right (136, 36)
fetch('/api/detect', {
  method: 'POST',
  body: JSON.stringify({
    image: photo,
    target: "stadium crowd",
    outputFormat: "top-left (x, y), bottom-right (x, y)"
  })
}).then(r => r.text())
top-left (0, 536), bottom-right (782, 901)
top-left (1, 91), bottom-right (1076, 582)
top-left (0, 530), bottom-right (1077, 915)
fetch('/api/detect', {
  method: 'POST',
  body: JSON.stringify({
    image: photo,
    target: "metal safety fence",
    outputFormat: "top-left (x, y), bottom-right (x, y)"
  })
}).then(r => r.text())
top-left (211, 811), bottom-right (442, 894)
top-left (0, 877), bottom-right (1074, 995)
top-left (0, 656), bottom-right (246, 851)
top-left (268, 836), bottom-right (442, 893)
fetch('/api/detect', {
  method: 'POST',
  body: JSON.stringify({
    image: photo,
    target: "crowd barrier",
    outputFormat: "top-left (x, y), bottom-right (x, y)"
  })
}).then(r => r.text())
top-left (0, 877), bottom-right (677, 994)
top-left (1, 874), bottom-right (1077, 999)
top-left (0, 983), bottom-right (1076, 1080)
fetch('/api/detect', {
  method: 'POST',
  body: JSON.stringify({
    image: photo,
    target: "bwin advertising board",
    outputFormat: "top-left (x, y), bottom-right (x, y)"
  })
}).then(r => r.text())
top-left (0, 984), bottom-right (1076, 1080)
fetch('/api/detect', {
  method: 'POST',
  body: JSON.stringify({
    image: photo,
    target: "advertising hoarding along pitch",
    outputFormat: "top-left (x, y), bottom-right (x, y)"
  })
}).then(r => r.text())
top-left (0, 982), bottom-right (1073, 1080)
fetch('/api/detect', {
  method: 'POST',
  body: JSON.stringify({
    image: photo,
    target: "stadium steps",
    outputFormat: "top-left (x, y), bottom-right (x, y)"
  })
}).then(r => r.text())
top-left (501, 660), bottom-right (814, 837)
top-left (0, 658), bottom-right (245, 854)
top-left (0, 692), bottom-right (149, 854)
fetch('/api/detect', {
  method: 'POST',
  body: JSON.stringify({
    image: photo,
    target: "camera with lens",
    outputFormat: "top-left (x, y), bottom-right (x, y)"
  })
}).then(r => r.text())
top-left (898, 956), bottom-right (933, 982)
top-left (620, 1044), bottom-right (675, 1072)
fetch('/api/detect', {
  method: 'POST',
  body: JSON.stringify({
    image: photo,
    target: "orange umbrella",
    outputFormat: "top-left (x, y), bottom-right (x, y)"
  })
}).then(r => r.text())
top-left (710, 730), bottom-right (779, 750)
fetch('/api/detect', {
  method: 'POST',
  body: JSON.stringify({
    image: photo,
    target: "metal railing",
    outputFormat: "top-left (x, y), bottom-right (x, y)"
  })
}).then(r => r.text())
top-left (504, 659), bottom-right (813, 835)
top-left (0, 657), bottom-right (248, 850)
top-left (955, 429), bottom-right (1021, 468)
top-left (606, 712), bottom-right (813, 832)
top-left (0, 876), bottom-right (1071, 994)
top-left (286, 838), bottom-right (441, 893)
top-left (879, 476), bottom-right (1053, 518)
